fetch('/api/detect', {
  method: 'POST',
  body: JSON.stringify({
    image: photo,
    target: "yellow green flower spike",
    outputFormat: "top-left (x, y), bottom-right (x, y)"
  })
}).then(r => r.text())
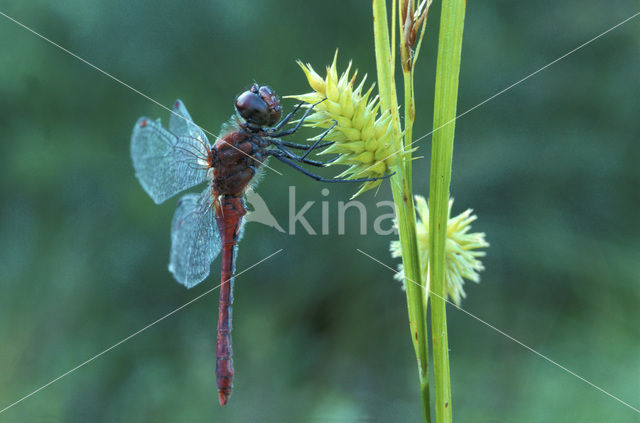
top-left (391, 196), bottom-right (489, 305)
top-left (288, 53), bottom-right (398, 197)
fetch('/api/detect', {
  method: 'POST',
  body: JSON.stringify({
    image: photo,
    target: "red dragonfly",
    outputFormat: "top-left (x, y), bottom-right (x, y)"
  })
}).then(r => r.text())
top-left (131, 84), bottom-right (387, 406)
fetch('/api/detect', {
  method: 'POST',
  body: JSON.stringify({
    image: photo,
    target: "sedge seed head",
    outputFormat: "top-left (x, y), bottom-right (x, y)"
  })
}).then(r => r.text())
top-left (390, 196), bottom-right (489, 305)
top-left (287, 52), bottom-right (398, 197)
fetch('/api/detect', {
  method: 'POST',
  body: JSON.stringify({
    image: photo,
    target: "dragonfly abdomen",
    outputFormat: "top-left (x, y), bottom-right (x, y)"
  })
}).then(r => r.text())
top-left (214, 196), bottom-right (246, 406)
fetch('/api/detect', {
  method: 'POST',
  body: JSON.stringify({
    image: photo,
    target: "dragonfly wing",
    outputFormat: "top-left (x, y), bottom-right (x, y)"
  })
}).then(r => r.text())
top-left (169, 100), bottom-right (211, 145)
top-left (168, 189), bottom-right (222, 288)
top-left (131, 115), bottom-right (210, 204)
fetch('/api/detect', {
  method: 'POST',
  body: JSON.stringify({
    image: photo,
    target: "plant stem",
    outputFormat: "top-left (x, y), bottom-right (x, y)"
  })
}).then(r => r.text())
top-left (372, 1), bottom-right (430, 422)
top-left (429, 1), bottom-right (466, 422)
top-left (400, 10), bottom-right (431, 421)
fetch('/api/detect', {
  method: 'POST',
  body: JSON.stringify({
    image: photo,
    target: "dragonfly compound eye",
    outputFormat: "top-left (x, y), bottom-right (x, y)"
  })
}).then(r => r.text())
top-left (258, 86), bottom-right (281, 127)
top-left (235, 90), bottom-right (270, 127)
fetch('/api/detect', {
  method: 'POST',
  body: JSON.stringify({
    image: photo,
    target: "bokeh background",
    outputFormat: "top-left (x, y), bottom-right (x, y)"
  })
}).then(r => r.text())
top-left (1, 1), bottom-right (639, 421)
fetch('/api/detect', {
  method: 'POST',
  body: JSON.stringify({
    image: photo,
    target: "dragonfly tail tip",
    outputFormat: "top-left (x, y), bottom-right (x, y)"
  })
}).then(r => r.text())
top-left (218, 390), bottom-right (231, 406)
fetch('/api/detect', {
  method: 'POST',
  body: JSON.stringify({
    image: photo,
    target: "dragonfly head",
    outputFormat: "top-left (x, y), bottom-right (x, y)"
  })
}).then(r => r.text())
top-left (235, 84), bottom-right (282, 130)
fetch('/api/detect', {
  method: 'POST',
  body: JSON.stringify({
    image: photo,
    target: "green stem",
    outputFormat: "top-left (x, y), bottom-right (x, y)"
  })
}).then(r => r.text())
top-left (373, 1), bottom-right (430, 422)
top-left (401, 53), bottom-right (415, 196)
top-left (400, 8), bottom-right (431, 420)
top-left (429, 1), bottom-right (466, 423)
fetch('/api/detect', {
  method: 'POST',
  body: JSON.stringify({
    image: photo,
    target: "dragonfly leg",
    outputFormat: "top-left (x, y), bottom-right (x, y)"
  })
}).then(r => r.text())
top-left (276, 140), bottom-right (333, 151)
top-left (299, 120), bottom-right (337, 160)
top-left (267, 119), bottom-right (336, 162)
top-left (270, 101), bottom-right (304, 131)
top-left (268, 97), bottom-right (327, 138)
top-left (269, 152), bottom-right (393, 183)
top-left (267, 146), bottom-right (337, 168)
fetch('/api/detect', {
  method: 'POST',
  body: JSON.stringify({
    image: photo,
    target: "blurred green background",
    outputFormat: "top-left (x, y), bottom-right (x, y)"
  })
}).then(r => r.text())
top-left (1, 1), bottom-right (639, 421)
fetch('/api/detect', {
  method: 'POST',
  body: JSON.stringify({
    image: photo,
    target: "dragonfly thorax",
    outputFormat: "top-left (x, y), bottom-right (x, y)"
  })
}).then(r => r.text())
top-left (212, 129), bottom-right (265, 197)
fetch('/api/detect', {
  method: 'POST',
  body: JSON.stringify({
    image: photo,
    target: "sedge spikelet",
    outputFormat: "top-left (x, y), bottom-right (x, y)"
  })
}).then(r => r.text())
top-left (288, 53), bottom-right (399, 197)
top-left (390, 196), bottom-right (489, 305)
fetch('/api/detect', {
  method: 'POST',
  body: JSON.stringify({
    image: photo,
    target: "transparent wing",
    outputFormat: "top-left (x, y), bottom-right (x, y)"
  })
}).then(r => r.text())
top-left (169, 100), bottom-right (210, 141)
top-left (168, 188), bottom-right (222, 288)
top-left (131, 102), bottom-right (211, 204)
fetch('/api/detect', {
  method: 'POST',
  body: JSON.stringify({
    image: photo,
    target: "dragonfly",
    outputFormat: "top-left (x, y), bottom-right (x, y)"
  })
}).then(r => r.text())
top-left (130, 84), bottom-right (388, 406)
